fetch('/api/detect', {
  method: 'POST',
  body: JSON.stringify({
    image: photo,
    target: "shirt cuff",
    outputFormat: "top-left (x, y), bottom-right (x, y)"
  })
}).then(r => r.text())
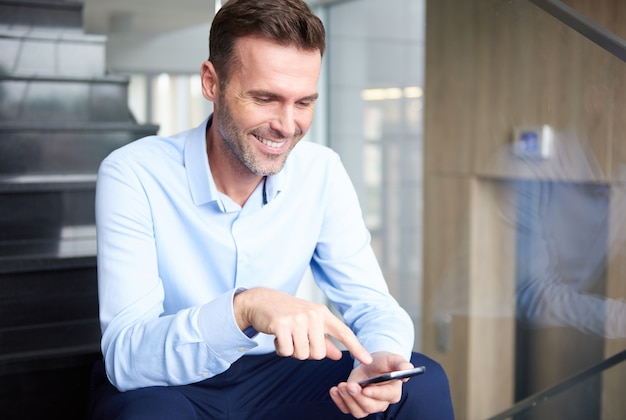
top-left (197, 289), bottom-right (258, 360)
top-left (235, 287), bottom-right (259, 338)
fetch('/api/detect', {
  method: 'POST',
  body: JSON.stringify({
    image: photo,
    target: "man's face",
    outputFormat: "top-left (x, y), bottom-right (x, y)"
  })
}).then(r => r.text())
top-left (214, 36), bottom-right (322, 176)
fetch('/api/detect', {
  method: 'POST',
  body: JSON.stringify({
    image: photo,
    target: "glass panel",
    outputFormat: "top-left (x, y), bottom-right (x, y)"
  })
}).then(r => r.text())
top-left (423, 0), bottom-right (626, 418)
top-left (325, 0), bottom-right (426, 346)
top-left (510, 371), bottom-right (601, 420)
top-left (510, 180), bottom-right (609, 419)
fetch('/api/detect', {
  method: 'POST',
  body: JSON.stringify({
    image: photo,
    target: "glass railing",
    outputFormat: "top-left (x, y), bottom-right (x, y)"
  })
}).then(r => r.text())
top-left (488, 2), bottom-right (626, 418)
top-left (488, 348), bottom-right (626, 419)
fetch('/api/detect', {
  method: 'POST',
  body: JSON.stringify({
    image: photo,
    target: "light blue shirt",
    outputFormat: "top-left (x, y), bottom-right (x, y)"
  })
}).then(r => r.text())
top-left (96, 117), bottom-right (414, 391)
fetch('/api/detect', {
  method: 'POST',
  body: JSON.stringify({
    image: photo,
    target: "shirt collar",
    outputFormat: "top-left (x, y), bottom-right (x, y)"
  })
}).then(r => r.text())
top-left (184, 115), bottom-right (286, 207)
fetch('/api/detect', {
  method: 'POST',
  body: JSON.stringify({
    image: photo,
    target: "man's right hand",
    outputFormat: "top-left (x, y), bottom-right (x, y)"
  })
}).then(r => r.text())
top-left (233, 287), bottom-right (373, 366)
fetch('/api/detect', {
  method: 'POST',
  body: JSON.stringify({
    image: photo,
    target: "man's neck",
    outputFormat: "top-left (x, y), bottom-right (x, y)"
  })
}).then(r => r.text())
top-left (206, 127), bottom-right (263, 207)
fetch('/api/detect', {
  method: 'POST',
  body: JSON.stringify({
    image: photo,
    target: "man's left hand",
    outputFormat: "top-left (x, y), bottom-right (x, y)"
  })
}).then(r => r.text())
top-left (329, 351), bottom-right (413, 418)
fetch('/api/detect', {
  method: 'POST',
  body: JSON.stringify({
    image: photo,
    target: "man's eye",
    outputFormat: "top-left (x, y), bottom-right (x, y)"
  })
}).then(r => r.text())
top-left (256, 97), bottom-right (272, 104)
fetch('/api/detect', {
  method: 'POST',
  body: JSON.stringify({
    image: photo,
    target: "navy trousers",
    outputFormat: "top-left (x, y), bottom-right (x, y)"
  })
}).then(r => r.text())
top-left (88, 352), bottom-right (454, 419)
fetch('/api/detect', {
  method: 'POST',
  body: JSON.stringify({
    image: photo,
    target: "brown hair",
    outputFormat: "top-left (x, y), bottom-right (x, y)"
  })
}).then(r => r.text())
top-left (209, 0), bottom-right (326, 86)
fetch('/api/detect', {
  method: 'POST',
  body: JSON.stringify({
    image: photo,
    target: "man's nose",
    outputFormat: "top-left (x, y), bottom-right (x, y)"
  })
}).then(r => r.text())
top-left (271, 105), bottom-right (297, 137)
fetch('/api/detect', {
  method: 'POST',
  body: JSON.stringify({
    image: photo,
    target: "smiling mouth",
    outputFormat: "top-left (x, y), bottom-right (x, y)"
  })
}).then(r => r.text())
top-left (254, 134), bottom-right (286, 149)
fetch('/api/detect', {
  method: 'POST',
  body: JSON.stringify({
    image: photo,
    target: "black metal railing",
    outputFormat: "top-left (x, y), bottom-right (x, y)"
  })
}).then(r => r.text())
top-left (529, 0), bottom-right (626, 63)
top-left (487, 348), bottom-right (626, 420)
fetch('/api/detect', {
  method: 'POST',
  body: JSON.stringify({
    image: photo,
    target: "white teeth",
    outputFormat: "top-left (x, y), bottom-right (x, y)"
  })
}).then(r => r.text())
top-left (260, 138), bottom-right (284, 148)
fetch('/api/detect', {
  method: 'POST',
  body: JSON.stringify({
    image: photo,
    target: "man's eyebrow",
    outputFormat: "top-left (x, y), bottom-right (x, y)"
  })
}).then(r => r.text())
top-left (300, 93), bottom-right (319, 102)
top-left (247, 90), bottom-right (319, 102)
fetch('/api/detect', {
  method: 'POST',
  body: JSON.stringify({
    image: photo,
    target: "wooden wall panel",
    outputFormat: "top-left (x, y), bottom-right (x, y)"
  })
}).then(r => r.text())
top-left (472, 0), bottom-right (614, 182)
top-left (422, 174), bottom-right (471, 417)
top-left (603, 237), bottom-right (626, 419)
top-left (422, 177), bottom-right (517, 420)
top-left (423, 0), bottom-right (477, 175)
top-left (603, 49), bottom-right (626, 419)
top-left (466, 179), bottom-right (516, 418)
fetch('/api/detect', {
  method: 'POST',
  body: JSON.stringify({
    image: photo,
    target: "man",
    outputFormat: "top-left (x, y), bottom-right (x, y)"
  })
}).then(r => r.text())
top-left (89, 0), bottom-right (454, 418)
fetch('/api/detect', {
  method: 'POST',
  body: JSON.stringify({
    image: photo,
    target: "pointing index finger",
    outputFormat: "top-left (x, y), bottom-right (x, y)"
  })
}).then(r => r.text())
top-left (325, 318), bottom-right (372, 366)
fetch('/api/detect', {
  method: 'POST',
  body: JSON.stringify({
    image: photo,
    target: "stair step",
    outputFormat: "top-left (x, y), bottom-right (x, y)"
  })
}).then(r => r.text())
top-left (0, 75), bottom-right (134, 122)
top-left (0, 250), bottom-right (99, 361)
top-left (0, 173), bottom-right (97, 191)
top-left (0, 1), bottom-right (83, 30)
top-left (0, 120), bottom-right (158, 131)
top-left (0, 261), bottom-right (97, 329)
top-left (0, 247), bottom-right (96, 274)
top-left (0, 320), bottom-right (101, 361)
top-left (0, 126), bottom-right (155, 175)
top-left (0, 189), bottom-right (95, 241)
top-left (0, 30), bottom-right (107, 78)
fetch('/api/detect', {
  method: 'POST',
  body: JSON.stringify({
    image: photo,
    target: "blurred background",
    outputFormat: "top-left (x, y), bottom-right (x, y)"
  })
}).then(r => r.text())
top-left (1, 0), bottom-right (625, 418)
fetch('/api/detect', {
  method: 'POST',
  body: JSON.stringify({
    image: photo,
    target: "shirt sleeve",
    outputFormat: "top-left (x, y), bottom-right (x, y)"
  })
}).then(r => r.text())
top-left (517, 275), bottom-right (626, 338)
top-left (310, 152), bottom-right (414, 362)
top-left (96, 156), bottom-right (257, 392)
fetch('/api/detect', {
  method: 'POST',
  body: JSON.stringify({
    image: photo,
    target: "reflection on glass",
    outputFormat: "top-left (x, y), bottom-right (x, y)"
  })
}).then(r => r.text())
top-left (498, 130), bottom-right (626, 420)
top-left (492, 129), bottom-right (626, 340)
top-left (514, 180), bottom-right (618, 337)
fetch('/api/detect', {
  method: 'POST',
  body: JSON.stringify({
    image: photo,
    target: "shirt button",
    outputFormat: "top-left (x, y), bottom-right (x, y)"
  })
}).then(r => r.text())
top-left (237, 347), bottom-right (247, 353)
top-left (200, 372), bottom-right (209, 378)
top-left (239, 255), bottom-right (249, 264)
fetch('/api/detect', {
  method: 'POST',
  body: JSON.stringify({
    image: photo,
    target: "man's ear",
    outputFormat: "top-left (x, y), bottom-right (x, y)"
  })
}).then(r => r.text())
top-left (201, 61), bottom-right (219, 101)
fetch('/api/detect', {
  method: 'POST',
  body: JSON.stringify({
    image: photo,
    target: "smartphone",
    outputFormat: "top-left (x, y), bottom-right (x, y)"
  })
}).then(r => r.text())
top-left (357, 366), bottom-right (426, 387)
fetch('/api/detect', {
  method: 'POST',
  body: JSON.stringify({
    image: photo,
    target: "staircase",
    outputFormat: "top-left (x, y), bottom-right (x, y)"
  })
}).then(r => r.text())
top-left (0, 0), bottom-right (158, 417)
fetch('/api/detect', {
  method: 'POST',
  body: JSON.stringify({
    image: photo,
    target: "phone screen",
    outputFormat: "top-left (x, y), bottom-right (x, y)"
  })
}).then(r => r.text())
top-left (357, 366), bottom-right (426, 387)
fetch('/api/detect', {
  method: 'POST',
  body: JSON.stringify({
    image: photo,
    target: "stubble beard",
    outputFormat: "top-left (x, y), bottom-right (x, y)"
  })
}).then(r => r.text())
top-left (216, 95), bottom-right (302, 177)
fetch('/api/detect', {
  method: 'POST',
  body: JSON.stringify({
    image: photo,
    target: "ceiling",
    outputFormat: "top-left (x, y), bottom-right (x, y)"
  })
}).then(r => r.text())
top-left (78, 0), bottom-right (350, 73)
top-left (79, 0), bottom-right (625, 74)
top-left (81, 0), bottom-right (218, 35)
top-left (80, 0), bottom-right (345, 36)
